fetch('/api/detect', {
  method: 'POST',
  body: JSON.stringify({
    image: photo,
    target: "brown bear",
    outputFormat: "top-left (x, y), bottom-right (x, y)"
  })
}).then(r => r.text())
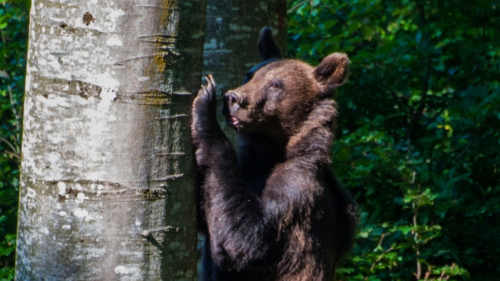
top-left (191, 28), bottom-right (357, 281)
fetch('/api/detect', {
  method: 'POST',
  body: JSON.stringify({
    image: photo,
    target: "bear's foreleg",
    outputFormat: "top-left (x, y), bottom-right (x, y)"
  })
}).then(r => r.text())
top-left (191, 76), bottom-right (275, 269)
top-left (286, 99), bottom-right (338, 164)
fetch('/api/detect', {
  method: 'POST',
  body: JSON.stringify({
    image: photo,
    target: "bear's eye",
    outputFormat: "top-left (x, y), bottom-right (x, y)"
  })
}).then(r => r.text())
top-left (268, 80), bottom-right (283, 91)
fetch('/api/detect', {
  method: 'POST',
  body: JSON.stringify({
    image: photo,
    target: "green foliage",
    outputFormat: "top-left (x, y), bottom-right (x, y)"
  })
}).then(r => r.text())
top-left (0, 1), bottom-right (29, 279)
top-left (289, 0), bottom-right (500, 280)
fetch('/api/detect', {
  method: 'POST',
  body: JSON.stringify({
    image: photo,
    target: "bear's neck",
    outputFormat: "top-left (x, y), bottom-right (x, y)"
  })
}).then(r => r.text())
top-left (236, 133), bottom-right (287, 195)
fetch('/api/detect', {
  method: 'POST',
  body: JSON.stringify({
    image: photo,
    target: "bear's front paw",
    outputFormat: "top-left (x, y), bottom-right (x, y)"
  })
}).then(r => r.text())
top-left (192, 75), bottom-right (219, 135)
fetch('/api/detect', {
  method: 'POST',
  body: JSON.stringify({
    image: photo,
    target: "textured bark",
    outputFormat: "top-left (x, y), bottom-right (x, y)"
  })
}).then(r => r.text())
top-left (202, 0), bottom-right (287, 140)
top-left (16, 0), bottom-right (206, 280)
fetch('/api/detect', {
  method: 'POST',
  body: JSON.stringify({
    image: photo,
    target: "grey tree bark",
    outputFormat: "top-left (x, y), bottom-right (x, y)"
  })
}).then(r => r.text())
top-left (202, 0), bottom-right (288, 140)
top-left (16, 0), bottom-right (206, 280)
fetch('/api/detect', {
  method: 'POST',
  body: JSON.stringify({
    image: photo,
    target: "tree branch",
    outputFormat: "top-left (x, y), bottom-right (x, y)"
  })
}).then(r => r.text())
top-left (370, 246), bottom-right (394, 271)
top-left (423, 106), bottom-right (446, 128)
top-left (411, 171), bottom-right (422, 280)
top-left (287, 0), bottom-right (307, 14)
top-left (4, 150), bottom-right (20, 160)
top-left (0, 137), bottom-right (18, 155)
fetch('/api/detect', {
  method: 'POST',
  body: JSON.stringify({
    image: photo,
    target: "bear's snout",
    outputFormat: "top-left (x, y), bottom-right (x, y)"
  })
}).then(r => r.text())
top-left (222, 91), bottom-right (242, 116)
top-left (222, 91), bottom-right (244, 128)
top-left (224, 92), bottom-right (239, 111)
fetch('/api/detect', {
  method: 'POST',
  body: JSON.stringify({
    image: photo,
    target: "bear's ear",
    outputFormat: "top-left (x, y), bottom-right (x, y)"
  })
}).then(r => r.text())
top-left (258, 27), bottom-right (282, 62)
top-left (313, 53), bottom-right (349, 90)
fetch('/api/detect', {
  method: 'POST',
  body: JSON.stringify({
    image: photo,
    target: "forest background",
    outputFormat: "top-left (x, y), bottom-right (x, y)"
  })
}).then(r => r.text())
top-left (0, 0), bottom-right (499, 280)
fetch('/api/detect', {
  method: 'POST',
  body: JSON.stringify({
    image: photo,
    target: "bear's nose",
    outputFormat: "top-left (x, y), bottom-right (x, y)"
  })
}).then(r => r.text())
top-left (224, 92), bottom-right (239, 109)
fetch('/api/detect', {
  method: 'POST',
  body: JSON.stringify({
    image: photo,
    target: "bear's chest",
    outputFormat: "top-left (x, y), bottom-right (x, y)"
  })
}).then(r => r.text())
top-left (239, 157), bottom-right (275, 195)
top-left (237, 137), bottom-right (286, 196)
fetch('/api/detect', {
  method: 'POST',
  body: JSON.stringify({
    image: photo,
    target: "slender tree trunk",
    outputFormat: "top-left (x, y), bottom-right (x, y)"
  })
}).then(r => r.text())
top-left (203, 0), bottom-right (287, 140)
top-left (16, 0), bottom-right (206, 280)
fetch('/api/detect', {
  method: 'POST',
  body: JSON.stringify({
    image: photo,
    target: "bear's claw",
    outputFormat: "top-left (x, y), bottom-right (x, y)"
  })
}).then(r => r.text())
top-left (192, 74), bottom-right (219, 135)
top-left (205, 74), bottom-right (216, 102)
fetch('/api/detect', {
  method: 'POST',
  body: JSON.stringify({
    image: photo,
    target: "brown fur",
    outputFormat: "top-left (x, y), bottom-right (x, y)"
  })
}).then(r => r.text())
top-left (192, 29), bottom-right (356, 281)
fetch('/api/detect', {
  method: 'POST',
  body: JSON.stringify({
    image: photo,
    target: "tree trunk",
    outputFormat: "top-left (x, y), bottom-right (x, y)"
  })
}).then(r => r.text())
top-left (16, 0), bottom-right (206, 280)
top-left (203, 0), bottom-right (287, 140)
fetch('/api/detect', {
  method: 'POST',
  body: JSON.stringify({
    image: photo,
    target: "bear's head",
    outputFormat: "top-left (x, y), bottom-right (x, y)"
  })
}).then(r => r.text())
top-left (222, 27), bottom-right (349, 140)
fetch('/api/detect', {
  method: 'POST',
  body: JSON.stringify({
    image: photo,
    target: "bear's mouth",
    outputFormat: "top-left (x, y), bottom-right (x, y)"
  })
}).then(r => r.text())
top-left (226, 115), bottom-right (240, 127)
